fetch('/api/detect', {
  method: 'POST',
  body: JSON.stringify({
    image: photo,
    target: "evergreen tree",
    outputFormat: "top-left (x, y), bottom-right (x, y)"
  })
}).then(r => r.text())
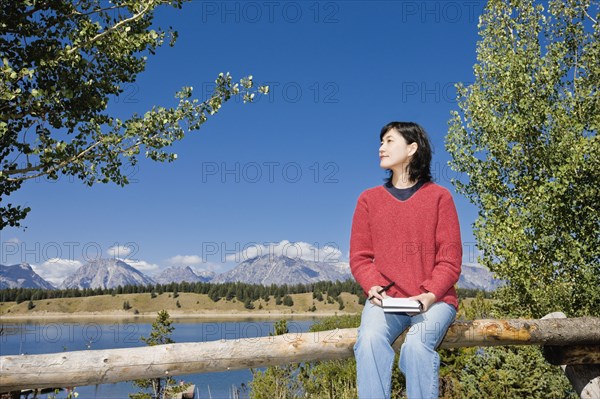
top-left (459, 346), bottom-right (575, 398)
top-left (226, 287), bottom-right (236, 301)
top-left (130, 310), bottom-right (189, 399)
top-left (208, 287), bottom-right (221, 302)
top-left (282, 295), bottom-right (294, 307)
top-left (336, 296), bottom-right (345, 311)
top-left (313, 291), bottom-right (324, 302)
top-left (15, 293), bottom-right (27, 304)
top-left (244, 298), bottom-right (255, 310)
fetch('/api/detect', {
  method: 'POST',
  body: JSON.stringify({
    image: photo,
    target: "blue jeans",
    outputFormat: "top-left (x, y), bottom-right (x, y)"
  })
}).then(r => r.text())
top-left (354, 301), bottom-right (456, 399)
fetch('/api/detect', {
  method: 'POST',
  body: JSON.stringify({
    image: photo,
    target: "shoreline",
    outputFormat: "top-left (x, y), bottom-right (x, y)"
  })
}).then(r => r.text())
top-left (0, 310), bottom-right (357, 322)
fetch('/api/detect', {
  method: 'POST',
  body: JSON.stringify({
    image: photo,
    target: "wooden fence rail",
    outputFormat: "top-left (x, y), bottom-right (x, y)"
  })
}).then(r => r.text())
top-left (1, 317), bottom-right (599, 395)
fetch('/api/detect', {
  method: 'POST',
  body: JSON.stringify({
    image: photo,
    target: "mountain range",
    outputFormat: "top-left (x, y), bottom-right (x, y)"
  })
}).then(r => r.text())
top-left (0, 258), bottom-right (502, 292)
top-left (212, 255), bottom-right (352, 285)
top-left (61, 259), bottom-right (155, 289)
top-left (154, 266), bottom-right (215, 285)
top-left (0, 263), bottom-right (56, 290)
top-left (458, 263), bottom-right (504, 291)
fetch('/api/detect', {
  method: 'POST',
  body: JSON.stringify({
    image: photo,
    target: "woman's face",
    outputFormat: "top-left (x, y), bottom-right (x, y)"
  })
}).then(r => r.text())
top-left (379, 129), bottom-right (417, 172)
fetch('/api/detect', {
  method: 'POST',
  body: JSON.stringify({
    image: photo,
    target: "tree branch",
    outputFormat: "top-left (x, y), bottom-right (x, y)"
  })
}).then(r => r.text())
top-left (71, 4), bottom-right (123, 17)
top-left (2, 86), bottom-right (246, 182)
top-left (3, 139), bottom-right (104, 181)
top-left (66, 2), bottom-right (154, 56)
top-left (584, 8), bottom-right (597, 24)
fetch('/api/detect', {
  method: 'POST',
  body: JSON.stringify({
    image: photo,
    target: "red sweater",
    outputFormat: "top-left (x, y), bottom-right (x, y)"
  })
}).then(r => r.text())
top-left (350, 183), bottom-right (462, 309)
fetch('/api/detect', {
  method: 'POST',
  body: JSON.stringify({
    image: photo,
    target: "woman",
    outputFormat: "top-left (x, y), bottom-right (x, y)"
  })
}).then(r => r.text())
top-left (350, 121), bottom-right (462, 399)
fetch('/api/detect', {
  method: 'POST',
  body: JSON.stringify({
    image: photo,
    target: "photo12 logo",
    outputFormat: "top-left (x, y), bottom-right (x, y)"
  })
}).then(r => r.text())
top-left (400, 1), bottom-right (483, 23)
top-left (400, 81), bottom-right (473, 104)
top-left (111, 82), bottom-right (140, 104)
top-left (200, 161), bottom-right (340, 184)
top-left (199, 321), bottom-right (307, 342)
top-left (430, 161), bottom-right (463, 185)
top-left (1, 241), bottom-right (140, 264)
top-left (200, 241), bottom-right (342, 264)
top-left (0, 323), bottom-right (141, 345)
top-left (200, 1), bottom-right (341, 24)
top-left (202, 81), bottom-right (340, 104)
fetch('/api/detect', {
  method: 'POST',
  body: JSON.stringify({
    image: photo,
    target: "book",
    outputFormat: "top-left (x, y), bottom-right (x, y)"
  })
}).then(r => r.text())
top-left (381, 297), bottom-right (423, 313)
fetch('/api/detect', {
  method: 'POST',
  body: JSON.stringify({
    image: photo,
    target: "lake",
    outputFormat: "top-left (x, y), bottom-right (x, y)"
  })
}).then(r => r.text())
top-left (0, 317), bottom-right (317, 399)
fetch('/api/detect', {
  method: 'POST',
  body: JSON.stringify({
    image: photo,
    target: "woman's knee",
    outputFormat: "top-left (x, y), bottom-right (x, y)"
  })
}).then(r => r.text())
top-left (355, 324), bottom-right (389, 350)
top-left (403, 322), bottom-right (446, 351)
top-left (401, 333), bottom-right (433, 356)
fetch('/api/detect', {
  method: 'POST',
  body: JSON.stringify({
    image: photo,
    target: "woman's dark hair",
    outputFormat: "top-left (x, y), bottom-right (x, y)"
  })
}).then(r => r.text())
top-left (379, 121), bottom-right (433, 183)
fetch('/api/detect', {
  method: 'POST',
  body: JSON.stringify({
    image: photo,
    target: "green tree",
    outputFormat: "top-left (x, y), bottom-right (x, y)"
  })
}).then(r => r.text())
top-left (244, 297), bottom-right (255, 310)
top-left (459, 346), bottom-right (575, 398)
top-left (446, 0), bottom-right (600, 318)
top-left (208, 286), bottom-right (221, 302)
top-left (282, 295), bottom-right (294, 307)
top-left (313, 291), bottom-right (324, 302)
top-left (250, 320), bottom-right (302, 399)
top-left (130, 310), bottom-right (188, 399)
top-left (437, 297), bottom-right (575, 398)
top-left (31, 289), bottom-right (44, 301)
top-left (15, 292), bottom-right (27, 304)
top-left (0, 0), bottom-right (267, 228)
top-left (226, 286), bottom-right (236, 301)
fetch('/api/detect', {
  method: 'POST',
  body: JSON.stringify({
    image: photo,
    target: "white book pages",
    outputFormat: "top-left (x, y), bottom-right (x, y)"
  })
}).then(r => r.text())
top-left (381, 297), bottom-right (422, 313)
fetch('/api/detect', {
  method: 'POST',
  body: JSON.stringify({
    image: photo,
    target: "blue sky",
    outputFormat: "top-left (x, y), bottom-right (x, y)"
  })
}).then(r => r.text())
top-left (1, 1), bottom-right (486, 285)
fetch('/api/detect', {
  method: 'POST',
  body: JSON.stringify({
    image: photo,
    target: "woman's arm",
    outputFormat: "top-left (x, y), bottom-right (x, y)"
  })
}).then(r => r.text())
top-left (420, 191), bottom-right (462, 299)
top-left (350, 194), bottom-right (386, 294)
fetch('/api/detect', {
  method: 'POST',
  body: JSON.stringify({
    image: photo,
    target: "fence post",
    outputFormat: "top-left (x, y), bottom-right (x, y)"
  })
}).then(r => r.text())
top-left (542, 312), bottom-right (600, 398)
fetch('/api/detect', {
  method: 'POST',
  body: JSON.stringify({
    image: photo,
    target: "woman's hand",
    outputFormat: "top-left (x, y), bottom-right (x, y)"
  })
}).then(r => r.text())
top-left (408, 292), bottom-right (437, 312)
top-left (367, 285), bottom-right (389, 306)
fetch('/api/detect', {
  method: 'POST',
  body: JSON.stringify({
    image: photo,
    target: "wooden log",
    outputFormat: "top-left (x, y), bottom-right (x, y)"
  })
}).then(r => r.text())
top-left (543, 345), bottom-right (600, 366)
top-left (1, 317), bottom-right (599, 393)
top-left (541, 313), bottom-right (600, 399)
top-left (392, 316), bottom-right (600, 351)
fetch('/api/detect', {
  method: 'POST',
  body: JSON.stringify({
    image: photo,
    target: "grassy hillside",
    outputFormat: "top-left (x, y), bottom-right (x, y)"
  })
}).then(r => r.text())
top-left (0, 292), bottom-right (364, 317)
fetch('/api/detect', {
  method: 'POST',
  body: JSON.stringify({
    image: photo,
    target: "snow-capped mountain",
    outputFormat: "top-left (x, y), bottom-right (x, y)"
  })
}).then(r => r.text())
top-left (194, 269), bottom-right (217, 282)
top-left (457, 263), bottom-right (504, 291)
top-left (5, 255), bottom-right (501, 293)
top-left (61, 258), bottom-right (155, 289)
top-left (0, 263), bottom-right (55, 289)
top-left (154, 266), bottom-right (214, 284)
top-left (212, 254), bottom-right (352, 285)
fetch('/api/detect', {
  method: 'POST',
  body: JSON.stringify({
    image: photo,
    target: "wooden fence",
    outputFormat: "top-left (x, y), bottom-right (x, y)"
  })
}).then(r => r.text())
top-left (1, 315), bottom-right (599, 398)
